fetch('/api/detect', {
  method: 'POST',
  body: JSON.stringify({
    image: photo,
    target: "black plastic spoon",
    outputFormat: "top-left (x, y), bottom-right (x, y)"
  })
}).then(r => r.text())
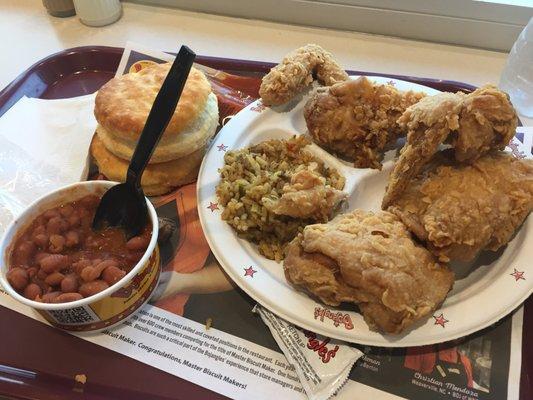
top-left (92, 45), bottom-right (196, 238)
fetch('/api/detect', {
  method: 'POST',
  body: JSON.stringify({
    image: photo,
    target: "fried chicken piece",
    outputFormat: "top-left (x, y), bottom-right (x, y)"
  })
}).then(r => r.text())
top-left (284, 210), bottom-right (454, 334)
top-left (387, 152), bottom-right (533, 262)
top-left (259, 44), bottom-right (349, 106)
top-left (382, 85), bottom-right (517, 208)
top-left (263, 169), bottom-right (346, 220)
top-left (304, 76), bottom-right (426, 169)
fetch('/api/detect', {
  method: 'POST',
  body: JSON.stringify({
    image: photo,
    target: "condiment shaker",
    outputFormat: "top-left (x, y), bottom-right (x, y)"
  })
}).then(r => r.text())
top-left (73, 0), bottom-right (122, 27)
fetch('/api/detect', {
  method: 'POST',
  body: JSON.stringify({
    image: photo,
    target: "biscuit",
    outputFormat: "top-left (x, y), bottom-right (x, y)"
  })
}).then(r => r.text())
top-left (94, 64), bottom-right (212, 142)
top-left (97, 92), bottom-right (218, 163)
top-left (90, 133), bottom-right (204, 196)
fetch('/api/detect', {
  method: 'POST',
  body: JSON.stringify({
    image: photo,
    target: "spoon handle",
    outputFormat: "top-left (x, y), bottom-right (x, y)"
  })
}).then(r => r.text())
top-left (126, 46), bottom-right (196, 188)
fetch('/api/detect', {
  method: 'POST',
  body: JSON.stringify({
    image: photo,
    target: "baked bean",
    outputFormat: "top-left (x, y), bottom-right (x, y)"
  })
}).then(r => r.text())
top-left (44, 272), bottom-right (65, 286)
top-left (33, 233), bottom-right (49, 248)
top-left (79, 195), bottom-right (99, 208)
top-left (40, 291), bottom-right (61, 303)
top-left (37, 269), bottom-right (48, 280)
top-left (67, 214), bottom-right (81, 228)
top-left (102, 265), bottom-right (126, 285)
top-left (59, 204), bottom-right (74, 217)
top-left (26, 267), bottom-right (38, 279)
top-left (65, 231), bottom-right (80, 247)
top-left (6, 267), bottom-right (29, 291)
top-left (81, 260), bottom-right (117, 282)
top-left (77, 208), bottom-right (90, 224)
top-left (32, 225), bottom-right (46, 237)
top-left (72, 258), bottom-right (91, 274)
top-left (23, 283), bottom-right (42, 300)
top-left (61, 274), bottom-right (79, 293)
top-left (39, 254), bottom-right (69, 273)
top-left (79, 280), bottom-right (109, 297)
top-left (60, 219), bottom-right (70, 231)
top-left (49, 234), bottom-right (66, 253)
top-left (126, 236), bottom-right (150, 251)
top-left (13, 241), bottom-right (36, 265)
top-left (126, 252), bottom-right (144, 265)
top-left (35, 252), bottom-right (50, 264)
top-left (54, 292), bottom-right (83, 303)
top-left (34, 216), bottom-right (47, 227)
top-left (47, 217), bottom-right (66, 234)
top-left (43, 209), bottom-right (60, 220)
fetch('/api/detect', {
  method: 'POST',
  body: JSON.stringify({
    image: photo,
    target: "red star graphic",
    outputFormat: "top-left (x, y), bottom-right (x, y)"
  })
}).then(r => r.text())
top-left (387, 80), bottom-right (396, 86)
top-left (433, 313), bottom-right (449, 328)
top-left (243, 266), bottom-right (257, 278)
top-left (217, 143), bottom-right (228, 152)
top-left (207, 202), bottom-right (219, 212)
top-left (510, 268), bottom-right (525, 281)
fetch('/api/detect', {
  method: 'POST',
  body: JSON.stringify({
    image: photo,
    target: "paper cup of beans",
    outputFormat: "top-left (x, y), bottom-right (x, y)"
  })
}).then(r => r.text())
top-left (0, 181), bottom-right (160, 332)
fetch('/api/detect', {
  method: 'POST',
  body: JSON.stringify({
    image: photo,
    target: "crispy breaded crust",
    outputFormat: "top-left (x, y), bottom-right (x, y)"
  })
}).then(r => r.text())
top-left (284, 210), bottom-right (454, 334)
top-left (387, 152), bottom-right (533, 262)
top-left (304, 76), bottom-right (425, 169)
top-left (259, 44), bottom-right (349, 106)
top-left (382, 85), bottom-right (517, 208)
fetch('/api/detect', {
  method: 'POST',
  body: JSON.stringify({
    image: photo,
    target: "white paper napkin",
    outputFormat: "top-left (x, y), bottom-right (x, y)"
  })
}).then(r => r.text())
top-left (0, 94), bottom-right (97, 182)
top-left (0, 94), bottom-right (97, 234)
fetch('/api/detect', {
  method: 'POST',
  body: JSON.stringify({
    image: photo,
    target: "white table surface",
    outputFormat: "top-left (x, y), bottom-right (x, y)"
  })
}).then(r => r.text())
top-left (0, 0), bottom-right (530, 125)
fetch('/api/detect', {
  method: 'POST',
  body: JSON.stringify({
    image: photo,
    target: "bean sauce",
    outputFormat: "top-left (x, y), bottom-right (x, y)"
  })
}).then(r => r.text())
top-left (7, 195), bottom-right (151, 303)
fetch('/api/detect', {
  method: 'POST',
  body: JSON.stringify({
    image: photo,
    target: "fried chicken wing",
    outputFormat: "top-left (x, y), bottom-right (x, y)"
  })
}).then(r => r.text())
top-left (284, 210), bottom-right (454, 334)
top-left (304, 76), bottom-right (426, 169)
top-left (263, 169), bottom-right (346, 220)
top-left (259, 44), bottom-right (349, 106)
top-left (382, 85), bottom-right (517, 208)
top-left (387, 152), bottom-right (533, 262)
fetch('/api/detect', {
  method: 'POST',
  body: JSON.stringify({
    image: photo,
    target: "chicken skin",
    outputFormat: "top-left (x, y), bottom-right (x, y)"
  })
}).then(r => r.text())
top-left (263, 169), bottom-right (346, 220)
top-left (382, 85), bottom-right (517, 208)
top-left (259, 44), bottom-right (349, 106)
top-left (304, 76), bottom-right (426, 169)
top-left (387, 152), bottom-right (533, 262)
top-left (284, 210), bottom-right (454, 334)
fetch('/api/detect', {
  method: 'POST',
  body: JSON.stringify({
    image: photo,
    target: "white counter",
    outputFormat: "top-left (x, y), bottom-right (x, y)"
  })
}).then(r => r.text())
top-left (0, 0), bottom-right (530, 126)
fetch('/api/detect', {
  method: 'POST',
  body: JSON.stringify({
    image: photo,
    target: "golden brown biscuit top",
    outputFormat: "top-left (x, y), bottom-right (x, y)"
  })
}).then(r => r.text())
top-left (94, 64), bottom-right (212, 141)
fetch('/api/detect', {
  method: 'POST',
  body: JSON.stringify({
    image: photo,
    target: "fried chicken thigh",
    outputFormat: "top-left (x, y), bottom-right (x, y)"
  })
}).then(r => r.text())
top-left (382, 85), bottom-right (517, 208)
top-left (387, 152), bottom-right (533, 262)
top-left (304, 77), bottom-right (426, 169)
top-left (259, 44), bottom-right (349, 106)
top-left (284, 210), bottom-right (454, 334)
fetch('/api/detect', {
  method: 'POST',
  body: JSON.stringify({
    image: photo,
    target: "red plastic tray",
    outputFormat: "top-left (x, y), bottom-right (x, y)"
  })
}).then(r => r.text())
top-left (0, 46), bottom-right (530, 400)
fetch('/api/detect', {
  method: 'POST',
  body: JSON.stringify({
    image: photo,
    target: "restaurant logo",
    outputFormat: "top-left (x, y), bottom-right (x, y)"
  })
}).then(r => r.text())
top-left (303, 330), bottom-right (339, 363)
top-left (314, 306), bottom-right (354, 330)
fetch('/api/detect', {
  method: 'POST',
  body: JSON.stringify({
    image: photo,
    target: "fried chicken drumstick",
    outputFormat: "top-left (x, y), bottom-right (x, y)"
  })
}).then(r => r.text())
top-left (386, 152), bottom-right (533, 263)
top-left (304, 76), bottom-right (426, 169)
top-left (284, 210), bottom-right (454, 334)
top-left (382, 85), bottom-right (517, 208)
top-left (259, 44), bottom-right (349, 106)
